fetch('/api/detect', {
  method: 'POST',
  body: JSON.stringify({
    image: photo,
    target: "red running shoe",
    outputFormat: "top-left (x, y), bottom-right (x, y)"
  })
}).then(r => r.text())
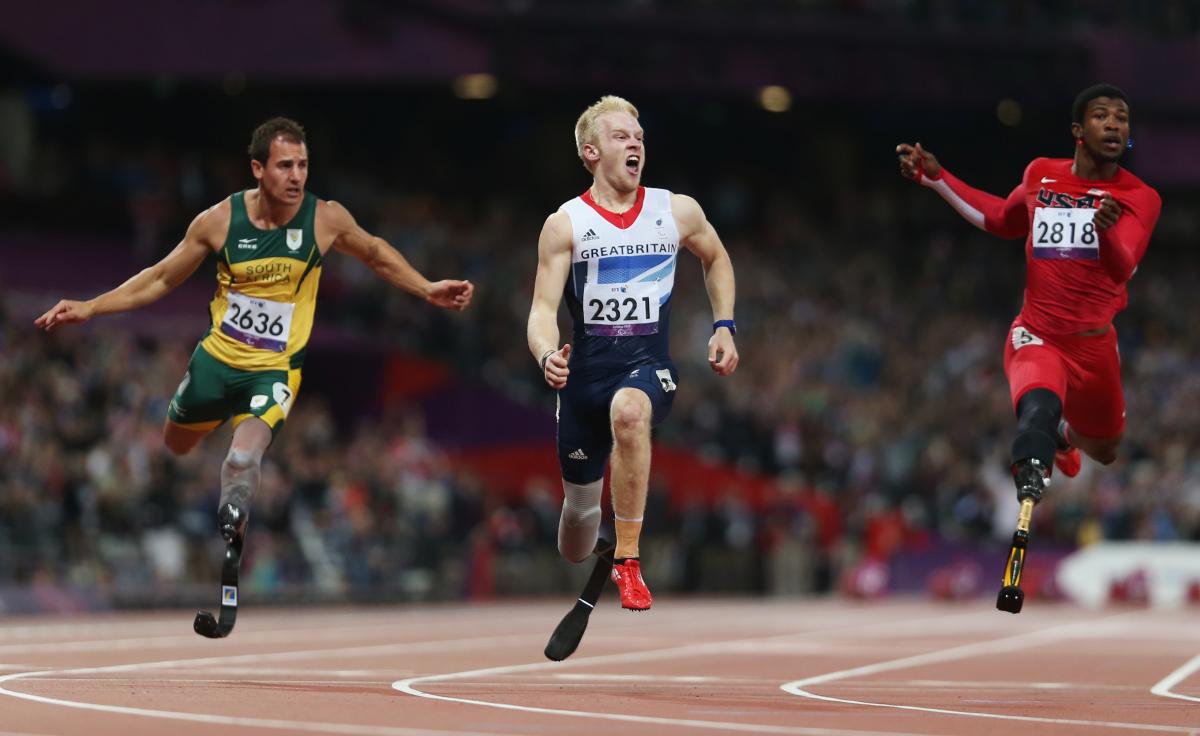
top-left (611, 559), bottom-right (652, 611)
top-left (1054, 447), bottom-right (1081, 478)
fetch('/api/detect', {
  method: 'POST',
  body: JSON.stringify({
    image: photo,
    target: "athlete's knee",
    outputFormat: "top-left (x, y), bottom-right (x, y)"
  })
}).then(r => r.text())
top-left (611, 393), bottom-right (650, 439)
top-left (559, 478), bottom-right (603, 562)
top-left (558, 525), bottom-right (599, 563)
top-left (223, 447), bottom-right (262, 473)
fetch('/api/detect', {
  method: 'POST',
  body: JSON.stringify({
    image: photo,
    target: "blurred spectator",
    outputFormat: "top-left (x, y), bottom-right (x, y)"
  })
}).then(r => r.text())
top-left (4, 67), bottom-right (1200, 603)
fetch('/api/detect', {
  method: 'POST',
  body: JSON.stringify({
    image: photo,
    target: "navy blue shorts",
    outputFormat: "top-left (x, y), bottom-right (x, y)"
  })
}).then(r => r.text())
top-left (556, 362), bottom-right (679, 484)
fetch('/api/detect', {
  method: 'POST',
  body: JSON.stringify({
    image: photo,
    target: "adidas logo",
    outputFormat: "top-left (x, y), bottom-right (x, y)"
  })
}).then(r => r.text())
top-left (568, 448), bottom-right (589, 460)
top-left (581, 228), bottom-right (600, 242)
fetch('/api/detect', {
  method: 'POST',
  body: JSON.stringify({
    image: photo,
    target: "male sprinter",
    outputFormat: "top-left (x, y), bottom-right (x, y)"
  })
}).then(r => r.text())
top-left (37, 118), bottom-right (473, 635)
top-left (528, 96), bottom-right (738, 617)
top-left (897, 84), bottom-right (1161, 505)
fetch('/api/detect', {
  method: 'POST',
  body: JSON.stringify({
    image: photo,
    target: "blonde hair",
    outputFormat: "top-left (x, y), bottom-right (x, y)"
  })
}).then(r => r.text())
top-left (574, 95), bottom-right (639, 172)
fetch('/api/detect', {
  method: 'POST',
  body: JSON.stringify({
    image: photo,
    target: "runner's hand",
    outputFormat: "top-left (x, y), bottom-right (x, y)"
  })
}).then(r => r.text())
top-left (426, 280), bottom-right (474, 311)
top-left (896, 142), bottom-right (941, 182)
top-left (1094, 192), bottom-right (1122, 230)
top-left (34, 299), bottom-right (94, 331)
top-left (543, 343), bottom-right (571, 389)
top-left (708, 329), bottom-right (738, 376)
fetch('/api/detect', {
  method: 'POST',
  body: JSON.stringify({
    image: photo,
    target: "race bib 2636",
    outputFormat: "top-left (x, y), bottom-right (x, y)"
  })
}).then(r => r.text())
top-left (220, 290), bottom-right (295, 352)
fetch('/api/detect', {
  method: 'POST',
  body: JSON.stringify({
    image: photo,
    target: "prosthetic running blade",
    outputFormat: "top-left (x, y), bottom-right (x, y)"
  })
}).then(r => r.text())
top-left (195, 505), bottom-right (246, 638)
top-left (545, 541), bottom-right (615, 661)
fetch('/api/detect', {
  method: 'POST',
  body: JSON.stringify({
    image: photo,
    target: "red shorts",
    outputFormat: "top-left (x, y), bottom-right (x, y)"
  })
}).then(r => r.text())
top-left (1003, 320), bottom-right (1125, 440)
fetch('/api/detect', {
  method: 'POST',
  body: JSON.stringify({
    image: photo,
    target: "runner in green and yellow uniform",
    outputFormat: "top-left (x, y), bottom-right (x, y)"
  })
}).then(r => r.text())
top-left (36, 118), bottom-right (473, 629)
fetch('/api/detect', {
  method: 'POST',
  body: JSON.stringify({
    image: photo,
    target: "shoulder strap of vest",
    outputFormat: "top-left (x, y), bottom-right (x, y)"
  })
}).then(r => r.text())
top-left (229, 190), bottom-right (248, 227)
top-left (220, 191), bottom-right (248, 262)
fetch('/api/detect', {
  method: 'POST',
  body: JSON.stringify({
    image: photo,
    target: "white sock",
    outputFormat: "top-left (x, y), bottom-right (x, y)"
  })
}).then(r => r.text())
top-left (558, 478), bottom-right (603, 563)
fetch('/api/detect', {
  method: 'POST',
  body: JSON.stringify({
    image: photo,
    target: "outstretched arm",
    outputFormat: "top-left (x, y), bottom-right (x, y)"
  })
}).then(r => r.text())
top-left (35, 201), bottom-right (225, 331)
top-left (672, 193), bottom-right (738, 377)
top-left (897, 143), bottom-right (1028, 239)
top-left (324, 200), bottom-right (472, 310)
top-left (527, 211), bottom-right (573, 389)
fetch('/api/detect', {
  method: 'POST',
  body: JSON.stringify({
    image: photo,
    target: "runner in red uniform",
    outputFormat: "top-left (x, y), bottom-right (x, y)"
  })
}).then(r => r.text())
top-left (896, 84), bottom-right (1161, 503)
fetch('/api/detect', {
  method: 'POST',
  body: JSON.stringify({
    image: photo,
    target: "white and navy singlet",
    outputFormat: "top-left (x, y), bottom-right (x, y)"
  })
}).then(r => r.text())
top-left (559, 186), bottom-right (679, 375)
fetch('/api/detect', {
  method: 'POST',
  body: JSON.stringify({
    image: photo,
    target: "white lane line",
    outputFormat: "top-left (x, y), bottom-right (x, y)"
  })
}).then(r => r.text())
top-left (781, 613), bottom-right (1200, 734)
top-left (863, 679), bottom-right (1139, 692)
top-left (0, 633), bottom-right (545, 736)
top-left (399, 661), bottom-right (926, 736)
top-left (548, 673), bottom-right (733, 682)
top-left (786, 616), bottom-right (1107, 688)
top-left (157, 667), bottom-right (407, 678)
top-left (0, 682), bottom-right (509, 736)
top-left (29, 678), bottom-right (390, 686)
top-left (1152, 653), bottom-right (1200, 704)
top-left (0, 618), bottom-right (490, 656)
top-left (0, 610), bottom-right (557, 650)
top-left (4, 632), bottom-right (538, 679)
top-left (0, 614), bottom-right (421, 641)
top-left (0, 607), bottom-right (949, 736)
top-left (442, 682), bottom-right (769, 692)
top-left (393, 610), bottom-right (996, 736)
top-left (0, 625), bottom-right (172, 642)
top-left (4, 629), bottom-right (537, 667)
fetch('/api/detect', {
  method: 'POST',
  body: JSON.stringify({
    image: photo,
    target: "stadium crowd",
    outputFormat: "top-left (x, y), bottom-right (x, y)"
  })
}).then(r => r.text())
top-left (3, 96), bottom-right (1200, 607)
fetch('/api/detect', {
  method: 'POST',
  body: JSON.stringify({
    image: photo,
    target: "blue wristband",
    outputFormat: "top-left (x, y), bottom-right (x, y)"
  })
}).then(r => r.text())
top-left (713, 319), bottom-right (736, 336)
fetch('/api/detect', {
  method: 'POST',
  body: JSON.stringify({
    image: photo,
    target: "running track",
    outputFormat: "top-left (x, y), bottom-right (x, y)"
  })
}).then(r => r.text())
top-left (0, 599), bottom-right (1197, 735)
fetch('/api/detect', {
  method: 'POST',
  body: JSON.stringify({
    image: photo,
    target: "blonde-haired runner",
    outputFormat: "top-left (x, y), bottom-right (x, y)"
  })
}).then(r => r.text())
top-left (531, 96), bottom-right (739, 659)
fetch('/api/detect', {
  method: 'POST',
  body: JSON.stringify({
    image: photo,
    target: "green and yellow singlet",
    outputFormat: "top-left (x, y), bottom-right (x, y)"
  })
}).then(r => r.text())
top-left (199, 191), bottom-right (322, 372)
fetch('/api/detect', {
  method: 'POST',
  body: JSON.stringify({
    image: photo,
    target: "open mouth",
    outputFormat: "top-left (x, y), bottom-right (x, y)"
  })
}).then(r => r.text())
top-left (1101, 136), bottom-right (1123, 151)
top-left (625, 155), bottom-right (640, 175)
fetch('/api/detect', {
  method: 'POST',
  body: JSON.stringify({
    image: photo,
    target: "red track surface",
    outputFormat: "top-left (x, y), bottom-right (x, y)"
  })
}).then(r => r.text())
top-left (1, 599), bottom-right (1197, 735)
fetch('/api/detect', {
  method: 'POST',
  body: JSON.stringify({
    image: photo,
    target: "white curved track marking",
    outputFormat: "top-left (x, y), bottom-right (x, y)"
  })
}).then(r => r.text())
top-left (0, 633), bottom-right (539, 736)
top-left (781, 613), bottom-right (1200, 734)
top-left (0, 674), bottom-right (510, 736)
top-left (0, 606), bottom-right (966, 736)
top-left (394, 610), bottom-right (1004, 736)
top-left (396, 668), bottom-right (924, 736)
top-left (1152, 653), bottom-right (1200, 704)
